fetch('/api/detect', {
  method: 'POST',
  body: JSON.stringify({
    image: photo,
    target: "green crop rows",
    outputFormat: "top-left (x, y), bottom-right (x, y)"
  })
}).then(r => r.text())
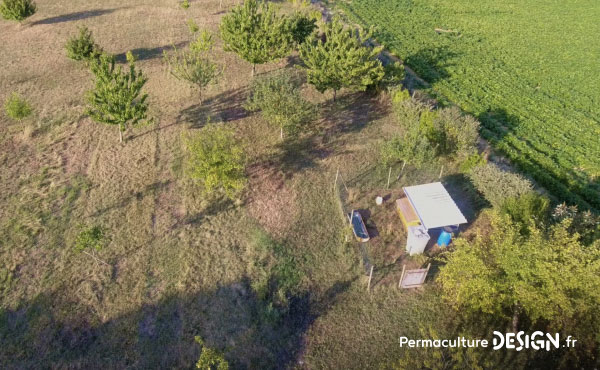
top-left (339, 0), bottom-right (600, 209)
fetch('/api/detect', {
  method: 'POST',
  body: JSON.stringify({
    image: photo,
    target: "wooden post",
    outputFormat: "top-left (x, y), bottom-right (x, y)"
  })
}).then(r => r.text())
top-left (439, 165), bottom-right (444, 179)
top-left (367, 265), bottom-right (374, 292)
top-left (398, 264), bottom-right (406, 289)
top-left (422, 263), bottom-right (431, 284)
top-left (386, 167), bottom-right (392, 189)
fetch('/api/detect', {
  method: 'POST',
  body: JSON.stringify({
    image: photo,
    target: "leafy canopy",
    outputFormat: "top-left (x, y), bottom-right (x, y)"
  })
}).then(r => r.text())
top-left (86, 53), bottom-right (150, 142)
top-left (0, 0), bottom-right (36, 21)
top-left (299, 17), bottom-right (384, 98)
top-left (439, 211), bottom-right (600, 331)
top-left (220, 0), bottom-right (293, 74)
top-left (3, 92), bottom-right (32, 121)
top-left (163, 30), bottom-right (221, 100)
top-left (245, 70), bottom-right (316, 138)
top-left (184, 123), bottom-right (246, 199)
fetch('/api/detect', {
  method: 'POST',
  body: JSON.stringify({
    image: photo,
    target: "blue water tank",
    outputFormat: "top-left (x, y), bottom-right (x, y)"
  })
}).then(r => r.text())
top-left (437, 228), bottom-right (453, 247)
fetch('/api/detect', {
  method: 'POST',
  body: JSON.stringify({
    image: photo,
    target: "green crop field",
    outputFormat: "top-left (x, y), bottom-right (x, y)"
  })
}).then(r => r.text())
top-left (339, 0), bottom-right (600, 209)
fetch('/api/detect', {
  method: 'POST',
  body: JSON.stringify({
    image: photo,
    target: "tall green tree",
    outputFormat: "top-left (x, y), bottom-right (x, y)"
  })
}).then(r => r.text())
top-left (439, 211), bottom-right (600, 334)
top-left (163, 30), bottom-right (221, 102)
top-left (184, 123), bottom-right (246, 199)
top-left (299, 17), bottom-right (384, 101)
top-left (220, 0), bottom-right (293, 76)
top-left (86, 53), bottom-right (150, 143)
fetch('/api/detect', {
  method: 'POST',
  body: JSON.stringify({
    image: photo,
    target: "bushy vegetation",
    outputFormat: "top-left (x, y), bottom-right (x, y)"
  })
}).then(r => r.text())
top-left (499, 192), bottom-right (550, 234)
top-left (195, 336), bottom-right (229, 370)
top-left (245, 70), bottom-right (316, 139)
top-left (3, 92), bottom-right (32, 121)
top-left (381, 97), bottom-right (479, 168)
top-left (299, 17), bottom-right (384, 100)
top-left (439, 211), bottom-right (600, 364)
top-left (74, 225), bottom-right (106, 252)
top-left (380, 128), bottom-right (434, 169)
top-left (65, 26), bottom-right (102, 62)
top-left (468, 163), bottom-right (533, 208)
top-left (340, 0), bottom-right (600, 209)
top-left (0, 0), bottom-right (36, 21)
top-left (163, 31), bottom-right (221, 101)
top-left (86, 53), bottom-right (150, 143)
top-left (183, 123), bottom-right (246, 199)
top-left (220, 0), bottom-right (293, 76)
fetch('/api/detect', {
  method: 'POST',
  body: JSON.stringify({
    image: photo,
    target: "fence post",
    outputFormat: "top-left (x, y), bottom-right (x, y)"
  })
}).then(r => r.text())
top-left (398, 264), bottom-right (406, 289)
top-left (439, 165), bottom-right (444, 179)
top-left (386, 167), bottom-right (392, 189)
top-left (367, 265), bottom-right (374, 292)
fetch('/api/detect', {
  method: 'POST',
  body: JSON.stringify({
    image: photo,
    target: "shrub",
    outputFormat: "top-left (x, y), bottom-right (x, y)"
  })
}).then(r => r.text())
top-left (195, 336), bottom-right (229, 370)
top-left (0, 0), bottom-right (36, 21)
top-left (187, 18), bottom-right (199, 33)
top-left (163, 31), bottom-right (221, 101)
top-left (65, 26), bottom-right (102, 61)
top-left (468, 163), bottom-right (533, 207)
top-left (4, 92), bottom-right (32, 121)
top-left (74, 225), bottom-right (105, 252)
top-left (368, 61), bottom-right (405, 93)
top-left (429, 106), bottom-right (480, 160)
top-left (184, 123), bottom-right (246, 199)
top-left (245, 70), bottom-right (316, 139)
top-left (459, 152), bottom-right (487, 173)
top-left (380, 126), bottom-right (435, 169)
top-left (180, 0), bottom-right (189, 9)
top-left (500, 192), bottom-right (550, 234)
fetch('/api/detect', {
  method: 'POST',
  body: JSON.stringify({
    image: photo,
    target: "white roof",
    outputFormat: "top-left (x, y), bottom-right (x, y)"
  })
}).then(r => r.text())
top-left (403, 182), bottom-right (467, 230)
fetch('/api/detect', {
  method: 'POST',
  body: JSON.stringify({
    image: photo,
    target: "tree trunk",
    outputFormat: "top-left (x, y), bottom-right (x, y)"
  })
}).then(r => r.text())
top-left (512, 304), bottom-right (521, 332)
top-left (252, 64), bottom-right (256, 77)
top-left (333, 89), bottom-right (337, 102)
top-left (119, 127), bottom-right (123, 143)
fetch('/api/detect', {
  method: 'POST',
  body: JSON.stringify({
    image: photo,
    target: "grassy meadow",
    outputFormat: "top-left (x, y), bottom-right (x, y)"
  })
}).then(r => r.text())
top-left (339, 0), bottom-right (600, 209)
top-left (0, 1), bottom-right (478, 367)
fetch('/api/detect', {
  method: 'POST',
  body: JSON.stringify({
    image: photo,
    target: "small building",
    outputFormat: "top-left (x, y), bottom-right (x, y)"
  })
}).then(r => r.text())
top-left (396, 182), bottom-right (467, 255)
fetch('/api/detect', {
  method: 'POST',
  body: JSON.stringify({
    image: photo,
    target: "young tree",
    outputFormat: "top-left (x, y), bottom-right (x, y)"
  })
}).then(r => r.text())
top-left (299, 17), bottom-right (384, 101)
top-left (184, 123), bottom-right (246, 199)
top-left (0, 0), bottom-right (36, 22)
top-left (439, 211), bottom-right (600, 334)
top-left (65, 25), bottom-right (102, 62)
top-left (245, 70), bottom-right (316, 139)
top-left (86, 53), bottom-right (150, 143)
top-left (163, 31), bottom-right (221, 102)
top-left (3, 92), bottom-right (32, 121)
top-left (220, 0), bottom-right (293, 76)
top-left (195, 336), bottom-right (229, 370)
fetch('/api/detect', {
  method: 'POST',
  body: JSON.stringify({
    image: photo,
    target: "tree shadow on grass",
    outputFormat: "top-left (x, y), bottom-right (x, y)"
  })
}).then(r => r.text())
top-left (31, 8), bottom-right (121, 25)
top-left (114, 42), bottom-right (187, 63)
top-left (319, 92), bottom-right (390, 138)
top-left (403, 46), bottom-right (459, 86)
top-left (91, 180), bottom-right (171, 218)
top-left (0, 277), bottom-right (355, 368)
top-left (177, 87), bottom-right (250, 128)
